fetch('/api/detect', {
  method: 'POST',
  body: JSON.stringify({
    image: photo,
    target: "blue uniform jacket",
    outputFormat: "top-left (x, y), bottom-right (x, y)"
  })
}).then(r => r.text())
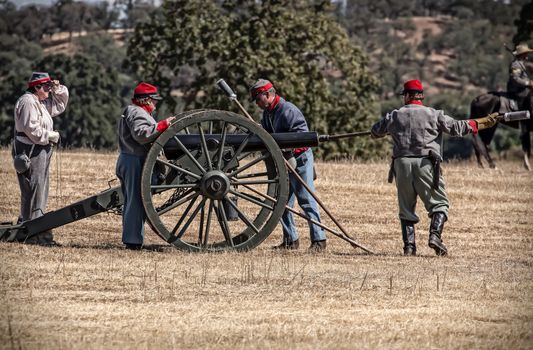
top-left (260, 97), bottom-right (309, 133)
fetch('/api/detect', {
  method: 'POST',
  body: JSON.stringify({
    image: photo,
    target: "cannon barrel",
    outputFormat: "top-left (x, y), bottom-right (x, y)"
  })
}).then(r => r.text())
top-left (163, 131), bottom-right (320, 159)
top-left (162, 130), bottom-right (374, 159)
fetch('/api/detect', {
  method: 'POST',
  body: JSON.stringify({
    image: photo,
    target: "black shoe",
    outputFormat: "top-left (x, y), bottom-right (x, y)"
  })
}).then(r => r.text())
top-left (403, 245), bottom-right (416, 256)
top-left (308, 240), bottom-right (327, 252)
top-left (429, 212), bottom-right (448, 256)
top-left (401, 220), bottom-right (416, 256)
top-left (125, 243), bottom-right (143, 250)
top-left (272, 239), bottom-right (299, 250)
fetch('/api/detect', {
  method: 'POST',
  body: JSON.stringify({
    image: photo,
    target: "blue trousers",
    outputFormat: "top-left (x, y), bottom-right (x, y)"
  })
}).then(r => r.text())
top-left (281, 149), bottom-right (325, 243)
top-left (116, 153), bottom-right (145, 245)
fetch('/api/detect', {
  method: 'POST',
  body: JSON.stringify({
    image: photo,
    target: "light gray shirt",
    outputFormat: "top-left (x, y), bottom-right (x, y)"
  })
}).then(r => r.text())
top-left (371, 104), bottom-right (473, 158)
top-left (14, 86), bottom-right (69, 145)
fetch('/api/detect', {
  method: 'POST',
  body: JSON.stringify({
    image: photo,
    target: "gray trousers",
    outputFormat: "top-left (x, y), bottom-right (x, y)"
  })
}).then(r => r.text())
top-left (394, 157), bottom-right (449, 223)
top-left (12, 140), bottom-right (53, 222)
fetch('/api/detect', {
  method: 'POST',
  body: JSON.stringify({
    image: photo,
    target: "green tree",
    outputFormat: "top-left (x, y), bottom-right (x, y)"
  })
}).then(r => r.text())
top-left (0, 34), bottom-right (43, 144)
top-left (513, 0), bottom-right (533, 44)
top-left (127, 0), bottom-right (383, 159)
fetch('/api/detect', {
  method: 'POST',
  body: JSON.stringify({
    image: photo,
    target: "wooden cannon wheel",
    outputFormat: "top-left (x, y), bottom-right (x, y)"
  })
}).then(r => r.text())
top-left (141, 110), bottom-right (289, 251)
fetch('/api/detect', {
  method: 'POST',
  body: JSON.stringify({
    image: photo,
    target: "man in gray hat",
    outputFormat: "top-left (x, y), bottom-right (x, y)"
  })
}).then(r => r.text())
top-left (507, 43), bottom-right (533, 110)
top-left (249, 79), bottom-right (326, 252)
top-left (12, 71), bottom-right (69, 245)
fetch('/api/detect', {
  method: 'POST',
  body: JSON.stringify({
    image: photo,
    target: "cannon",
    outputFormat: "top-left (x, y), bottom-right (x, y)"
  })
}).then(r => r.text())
top-left (1, 77), bottom-right (376, 253)
top-left (0, 108), bottom-right (373, 252)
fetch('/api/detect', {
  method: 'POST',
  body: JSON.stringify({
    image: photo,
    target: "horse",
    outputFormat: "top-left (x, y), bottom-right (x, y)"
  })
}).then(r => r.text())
top-left (470, 90), bottom-right (533, 170)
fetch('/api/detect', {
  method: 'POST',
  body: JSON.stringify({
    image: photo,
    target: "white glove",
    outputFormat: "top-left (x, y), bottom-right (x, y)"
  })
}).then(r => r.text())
top-left (48, 130), bottom-right (60, 144)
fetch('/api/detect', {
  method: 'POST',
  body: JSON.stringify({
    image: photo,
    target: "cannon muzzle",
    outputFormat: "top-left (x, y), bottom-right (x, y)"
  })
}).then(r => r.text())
top-left (500, 110), bottom-right (530, 122)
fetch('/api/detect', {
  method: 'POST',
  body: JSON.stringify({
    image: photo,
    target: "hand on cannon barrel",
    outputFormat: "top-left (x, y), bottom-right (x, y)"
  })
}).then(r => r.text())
top-left (156, 116), bottom-right (176, 132)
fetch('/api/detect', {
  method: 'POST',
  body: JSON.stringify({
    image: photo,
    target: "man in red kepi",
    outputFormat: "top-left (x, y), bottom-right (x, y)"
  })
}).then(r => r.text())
top-left (371, 79), bottom-right (498, 256)
top-left (116, 82), bottom-right (175, 250)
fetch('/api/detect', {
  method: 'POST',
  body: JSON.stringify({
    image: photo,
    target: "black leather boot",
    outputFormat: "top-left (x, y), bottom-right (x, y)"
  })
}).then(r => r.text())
top-left (401, 220), bottom-right (416, 256)
top-left (429, 212), bottom-right (448, 256)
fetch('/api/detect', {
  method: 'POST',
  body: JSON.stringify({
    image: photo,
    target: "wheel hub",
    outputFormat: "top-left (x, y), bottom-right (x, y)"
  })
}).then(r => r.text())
top-left (200, 170), bottom-right (230, 199)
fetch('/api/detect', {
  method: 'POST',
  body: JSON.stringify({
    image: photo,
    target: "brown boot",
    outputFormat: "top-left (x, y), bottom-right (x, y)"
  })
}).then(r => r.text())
top-left (428, 212), bottom-right (448, 256)
top-left (308, 240), bottom-right (326, 252)
top-left (272, 239), bottom-right (299, 250)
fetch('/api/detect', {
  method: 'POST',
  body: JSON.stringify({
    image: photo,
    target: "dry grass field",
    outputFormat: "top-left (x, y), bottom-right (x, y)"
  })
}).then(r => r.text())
top-left (0, 148), bottom-right (532, 349)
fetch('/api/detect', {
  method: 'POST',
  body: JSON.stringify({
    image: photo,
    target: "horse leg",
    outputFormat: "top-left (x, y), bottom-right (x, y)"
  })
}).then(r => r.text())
top-left (486, 143), bottom-right (497, 169)
top-left (520, 121), bottom-right (531, 171)
top-left (472, 134), bottom-right (484, 168)
top-left (477, 129), bottom-right (497, 169)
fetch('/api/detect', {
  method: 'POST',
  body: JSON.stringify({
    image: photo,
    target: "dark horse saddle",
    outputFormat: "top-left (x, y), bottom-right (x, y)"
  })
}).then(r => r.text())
top-left (497, 92), bottom-right (519, 113)
top-left (471, 91), bottom-right (522, 129)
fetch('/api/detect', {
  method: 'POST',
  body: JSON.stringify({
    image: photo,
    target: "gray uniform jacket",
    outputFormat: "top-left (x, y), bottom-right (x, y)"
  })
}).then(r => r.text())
top-left (118, 105), bottom-right (160, 157)
top-left (507, 59), bottom-right (530, 99)
top-left (371, 104), bottom-right (473, 158)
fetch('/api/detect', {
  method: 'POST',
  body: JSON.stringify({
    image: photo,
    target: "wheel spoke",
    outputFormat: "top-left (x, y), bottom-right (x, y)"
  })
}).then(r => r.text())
top-left (175, 197), bottom-right (207, 240)
top-left (203, 199), bottom-right (214, 248)
top-left (229, 188), bottom-right (274, 211)
top-left (157, 188), bottom-right (197, 216)
top-left (222, 133), bottom-right (253, 172)
top-left (215, 200), bottom-right (234, 247)
top-left (235, 171), bottom-right (268, 179)
top-left (168, 193), bottom-right (200, 240)
top-left (240, 183), bottom-right (277, 205)
top-left (237, 151), bottom-right (254, 161)
top-left (198, 123), bottom-right (213, 171)
top-left (151, 183), bottom-right (197, 190)
top-left (228, 153), bottom-right (269, 177)
top-left (216, 122), bottom-right (227, 170)
top-left (224, 194), bottom-right (260, 234)
top-left (172, 135), bottom-right (207, 175)
top-left (156, 158), bottom-right (201, 180)
top-left (198, 203), bottom-right (205, 245)
top-left (231, 178), bottom-right (279, 186)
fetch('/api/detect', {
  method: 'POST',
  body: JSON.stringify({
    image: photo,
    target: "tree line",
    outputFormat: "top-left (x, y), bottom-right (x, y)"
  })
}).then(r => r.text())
top-left (0, 0), bottom-right (531, 159)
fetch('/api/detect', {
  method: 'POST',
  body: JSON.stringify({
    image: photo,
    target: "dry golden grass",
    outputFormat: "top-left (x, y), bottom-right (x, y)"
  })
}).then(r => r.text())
top-left (1, 148), bottom-right (532, 350)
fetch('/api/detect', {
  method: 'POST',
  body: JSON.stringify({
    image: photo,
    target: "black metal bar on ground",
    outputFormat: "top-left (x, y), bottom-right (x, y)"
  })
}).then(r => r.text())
top-left (0, 186), bottom-right (124, 241)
